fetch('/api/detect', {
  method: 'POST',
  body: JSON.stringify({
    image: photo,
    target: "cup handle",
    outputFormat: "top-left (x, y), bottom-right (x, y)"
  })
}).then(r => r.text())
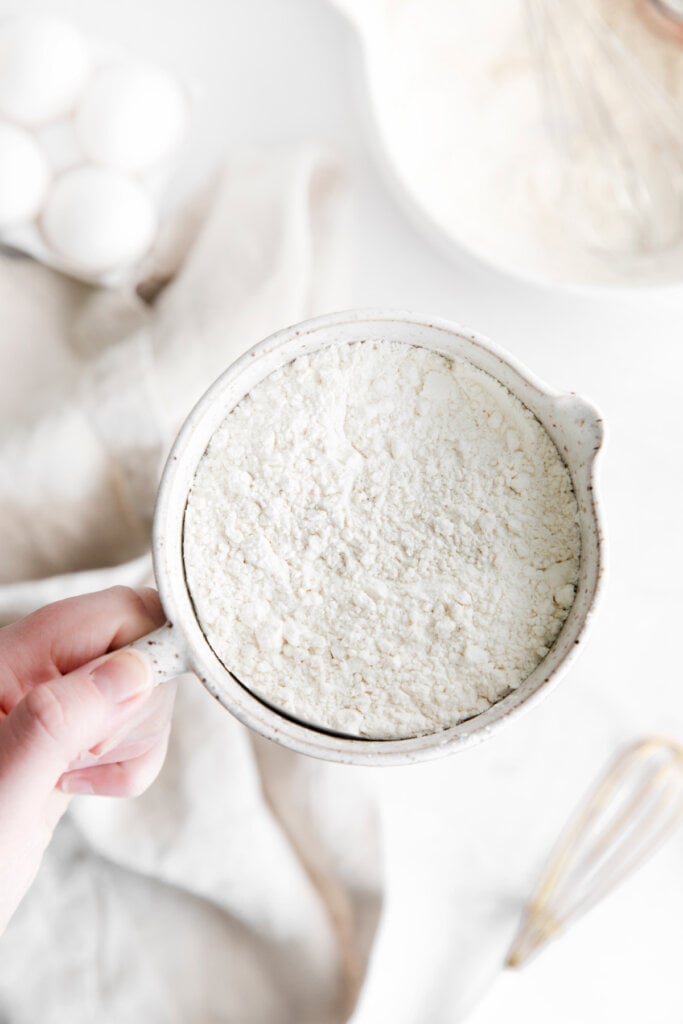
top-left (127, 622), bottom-right (192, 685)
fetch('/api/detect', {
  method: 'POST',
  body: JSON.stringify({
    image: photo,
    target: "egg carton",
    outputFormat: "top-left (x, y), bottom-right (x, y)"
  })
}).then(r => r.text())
top-left (0, 14), bottom-right (190, 286)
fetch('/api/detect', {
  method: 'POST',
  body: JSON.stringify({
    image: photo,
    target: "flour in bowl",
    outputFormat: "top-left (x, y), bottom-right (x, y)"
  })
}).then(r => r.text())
top-left (183, 341), bottom-right (580, 739)
top-left (336, 0), bottom-right (683, 287)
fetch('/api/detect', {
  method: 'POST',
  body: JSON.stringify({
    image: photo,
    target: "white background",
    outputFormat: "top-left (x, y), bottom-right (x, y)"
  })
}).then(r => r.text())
top-left (5, 0), bottom-right (683, 1019)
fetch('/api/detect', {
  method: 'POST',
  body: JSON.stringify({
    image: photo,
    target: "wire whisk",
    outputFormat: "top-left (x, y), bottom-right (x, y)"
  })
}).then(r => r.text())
top-left (507, 737), bottom-right (683, 968)
top-left (525, 0), bottom-right (683, 257)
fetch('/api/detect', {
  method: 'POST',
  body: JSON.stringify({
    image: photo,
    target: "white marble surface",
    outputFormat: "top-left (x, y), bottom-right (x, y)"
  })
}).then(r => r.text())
top-left (6, 0), bottom-right (683, 1019)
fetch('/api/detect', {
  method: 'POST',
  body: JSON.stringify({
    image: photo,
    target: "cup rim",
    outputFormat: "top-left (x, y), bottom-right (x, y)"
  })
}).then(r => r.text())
top-left (152, 309), bottom-right (604, 765)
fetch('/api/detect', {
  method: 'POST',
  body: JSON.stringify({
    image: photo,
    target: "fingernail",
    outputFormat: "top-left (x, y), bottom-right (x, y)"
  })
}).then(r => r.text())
top-left (60, 776), bottom-right (94, 795)
top-left (68, 740), bottom-right (116, 767)
top-left (90, 650), bottom-right (152, 704)
top-left (88, 732), bottom-right (125, 758)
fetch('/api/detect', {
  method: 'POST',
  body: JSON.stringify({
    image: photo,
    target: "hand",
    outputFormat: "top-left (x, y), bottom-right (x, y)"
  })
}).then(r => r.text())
top-left (0, 586), bottom-right (176, 935)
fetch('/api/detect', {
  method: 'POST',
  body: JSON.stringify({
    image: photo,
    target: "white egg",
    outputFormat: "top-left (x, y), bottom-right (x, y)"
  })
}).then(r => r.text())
top-left (0, 15), bottom-right (91, 125)
top-left (76, 61), bottom-right (187, 172)
top-left (0, 122), bottom-right (50, 227)
top-left (41, 167), bottom-right (157, 272)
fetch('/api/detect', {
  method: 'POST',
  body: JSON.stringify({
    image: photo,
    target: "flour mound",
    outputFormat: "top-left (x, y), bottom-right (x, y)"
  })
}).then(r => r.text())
top-left (184, 341), bottom-right (580, 739)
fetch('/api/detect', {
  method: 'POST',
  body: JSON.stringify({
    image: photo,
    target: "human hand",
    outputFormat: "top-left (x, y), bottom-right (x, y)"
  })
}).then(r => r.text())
top-left (0, 586), bottom-right (176, 935)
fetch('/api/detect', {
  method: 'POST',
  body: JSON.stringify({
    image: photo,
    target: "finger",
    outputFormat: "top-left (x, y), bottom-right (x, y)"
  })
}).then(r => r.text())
top-left (72, 727), bottom-right (168, 770)
top-left (59, 730), bottom-right (170, 797)
top-left (110, 587), bottom-right (164, 648)
top-left (0, 586), bottom-right (166, 689)
top-left (73, 681), bottom-right (176, 768)
top-left (0, 649), bottom-right (154, 806)
top-left (90, 678), bottom-right (176, 753)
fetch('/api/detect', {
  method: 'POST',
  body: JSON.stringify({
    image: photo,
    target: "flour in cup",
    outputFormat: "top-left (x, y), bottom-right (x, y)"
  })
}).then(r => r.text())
top-left (183, 341), bottom-right (580, 739)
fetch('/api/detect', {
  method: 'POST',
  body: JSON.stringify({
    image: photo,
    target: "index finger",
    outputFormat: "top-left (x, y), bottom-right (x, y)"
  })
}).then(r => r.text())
top-left (0, 587), bottom-right (165, 700)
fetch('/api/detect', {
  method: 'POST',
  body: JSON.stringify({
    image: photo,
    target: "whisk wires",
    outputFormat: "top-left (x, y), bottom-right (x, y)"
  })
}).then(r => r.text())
top-left (507, 737), bottom-right (683, 968)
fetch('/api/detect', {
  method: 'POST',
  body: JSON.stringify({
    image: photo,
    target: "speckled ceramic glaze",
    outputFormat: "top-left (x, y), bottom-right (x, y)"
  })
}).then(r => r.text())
top-left (129, 310), bottom-right (604, 765)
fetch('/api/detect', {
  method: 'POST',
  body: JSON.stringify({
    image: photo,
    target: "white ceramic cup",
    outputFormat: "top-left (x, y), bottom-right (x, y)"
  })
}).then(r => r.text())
top-left (128, 309), bottom-right (604, 765)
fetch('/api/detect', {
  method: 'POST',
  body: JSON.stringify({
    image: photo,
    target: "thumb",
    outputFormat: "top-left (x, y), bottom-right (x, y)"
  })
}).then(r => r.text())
top-left (0, 649), bottom-right (153, 805)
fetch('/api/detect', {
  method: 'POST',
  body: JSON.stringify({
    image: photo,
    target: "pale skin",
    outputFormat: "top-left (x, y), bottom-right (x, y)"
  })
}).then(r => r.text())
top-left (0, 586), bottom-right (176, 936)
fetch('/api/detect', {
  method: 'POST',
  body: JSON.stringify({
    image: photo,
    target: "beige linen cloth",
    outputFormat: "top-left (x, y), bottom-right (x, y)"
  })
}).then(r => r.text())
top-left (0, 146), bottom-right (382, 1024)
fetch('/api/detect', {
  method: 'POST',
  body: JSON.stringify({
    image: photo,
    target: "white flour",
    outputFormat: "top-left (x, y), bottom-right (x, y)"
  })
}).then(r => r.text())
top-left (183, 342), bottom-right (580, 739)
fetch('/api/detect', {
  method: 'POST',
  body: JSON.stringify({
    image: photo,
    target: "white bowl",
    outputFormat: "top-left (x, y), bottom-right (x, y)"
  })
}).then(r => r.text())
top-left (130, 310), bottom-right (604, 765)
top-left (336, 0), bottom-right (683, 292)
